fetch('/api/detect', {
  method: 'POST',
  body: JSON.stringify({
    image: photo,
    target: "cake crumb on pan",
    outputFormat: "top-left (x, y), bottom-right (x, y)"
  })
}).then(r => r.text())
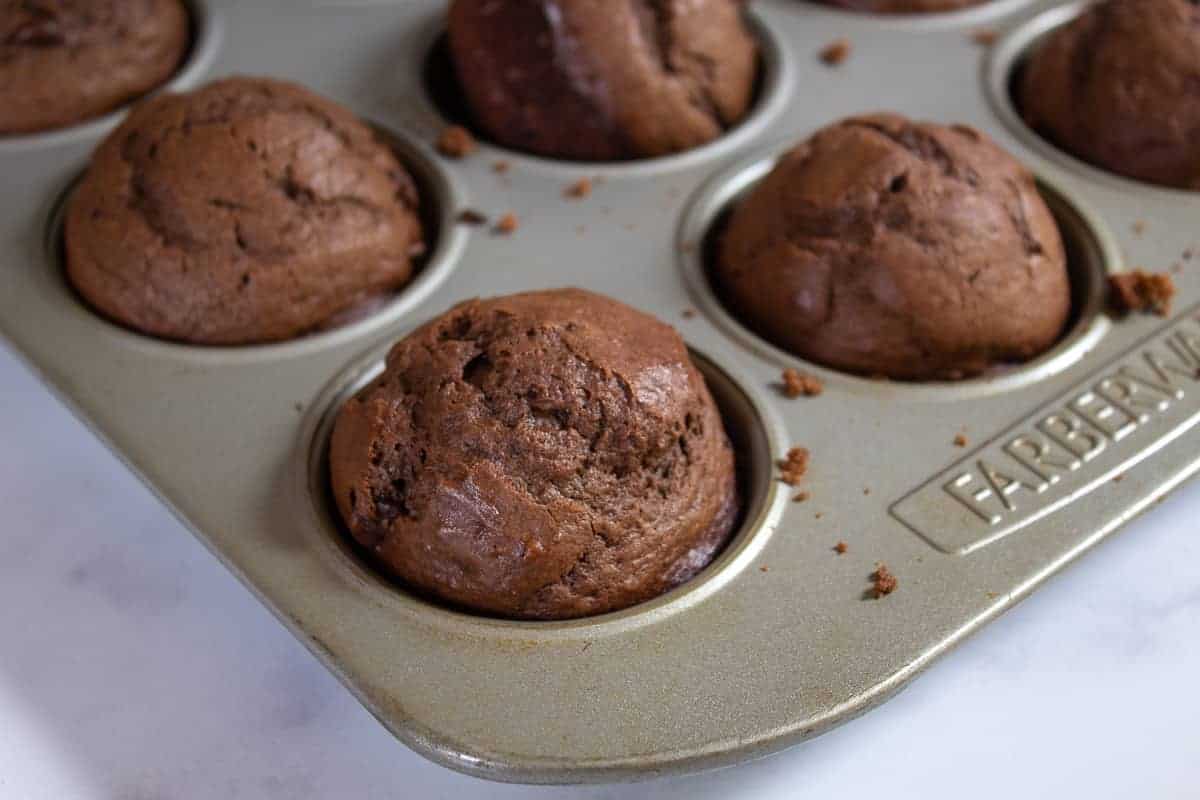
top-left (778, 446), bottom-right (809, 486)
top-left (781, 368), bottom-right (823, 398)
top-left (819, 38), bottom-right (851, 66)
top-left (1109, 271), bottom-right (1175, 316)
top-left (436, 124), bottom-right (476, 158)
top-left (870, 564), bottom-right (897, 598)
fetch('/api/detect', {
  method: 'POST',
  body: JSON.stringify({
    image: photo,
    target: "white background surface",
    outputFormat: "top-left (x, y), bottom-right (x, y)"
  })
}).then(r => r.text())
top-left (2, 339), bottom-right (1197, 800)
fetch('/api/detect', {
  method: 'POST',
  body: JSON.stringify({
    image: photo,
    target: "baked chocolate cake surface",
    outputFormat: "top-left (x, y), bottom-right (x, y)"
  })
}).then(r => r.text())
top-left (329, 289), bottom-right (740, 620)
top-left (716, 114), bottom-right (1070, 381)
top-left (65, 76), bottom-right (425, 345)
top-left (1019, 0), bottom-right (1200, 190)
top-left (0, 0), bottom-right (190, 135)
top-left (447, 0), bottom-right (759, 161)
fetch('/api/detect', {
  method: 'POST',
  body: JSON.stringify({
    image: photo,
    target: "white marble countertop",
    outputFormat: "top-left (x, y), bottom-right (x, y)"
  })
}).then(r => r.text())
top-left (1, 339), bottom-right (1196, 800)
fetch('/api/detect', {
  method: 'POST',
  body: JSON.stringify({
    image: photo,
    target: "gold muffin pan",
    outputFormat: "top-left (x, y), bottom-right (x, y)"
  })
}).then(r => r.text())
top-left (2, 0), bottom-right (1198, 784)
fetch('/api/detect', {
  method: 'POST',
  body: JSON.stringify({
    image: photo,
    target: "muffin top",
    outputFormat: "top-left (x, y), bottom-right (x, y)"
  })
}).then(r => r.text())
top-left (1019, 0), bottom-right (1200, 190)
top-left (0, 0), bottom-right (190, 135)
top-left (447, 0), bottom-right (759, 161)
top-left (716, 114), bottom-right (1070, 381)
top-left (65, 76), bottom-right (424, 345)
top-left (329, 289), bottom-right (740, 620)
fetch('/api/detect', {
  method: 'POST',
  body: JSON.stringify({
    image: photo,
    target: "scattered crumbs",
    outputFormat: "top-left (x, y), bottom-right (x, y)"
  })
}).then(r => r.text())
top-left (777, 446), bottom-right (810, 486)
top-left (491, 160), bottom-right (510, 174)
top-left (1109, 271), bottom-right (1176, 317)
top-left (815, 512), bottom-right (823, 520)
top-left (870, 564), bottom-right (898, 599)
top-left (862, 488), bottom-right (870, 496)
top-left (681, 308), bottom-right (697, 319)
top-left (793, 491), bottom-right (810, 503)
top-left (834, 541), bottom-right (848, 555)
top-left (436, 124), bottom-right (476, 158)
top-left (985, 591), bottom-right (999, 600)
top-left (565, 177), bottom-right (592, 199)
top-left (456, 208), bottom-right (488, 226)
top-left (1183, 248), bottom-right (1194, 261)
top-left (493, 212), bottom-right (519, 235)
top-left (970, 29), bottom-right (999, 46)
top-left (1132, 220), bottom-right (1147, 236)
top-left (781, 368), bottom-right (823, 398)
top-left (819, 38), bottom-right (851, 67)
top-left (953, 433), bottom-right (968, 448)
top-left (759, 565), bottom-right (770, 573)
top-left (1113, 474), bottom-right (1125, 483)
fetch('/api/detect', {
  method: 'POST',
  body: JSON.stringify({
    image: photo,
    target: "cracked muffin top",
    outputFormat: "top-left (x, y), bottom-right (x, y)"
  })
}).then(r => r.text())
top-left (1, 0), bottom-right (190, 135)
top-left (329, 289), bottom-right (740, 620)
top-left (715, 114), bottom-right (1071, 381)
top-left (64, 76), bottom-right (424, 345)
top-left (1019, 0), bottom-right (1200, 191)
top-left (446, 0), bottom-right (759, 161)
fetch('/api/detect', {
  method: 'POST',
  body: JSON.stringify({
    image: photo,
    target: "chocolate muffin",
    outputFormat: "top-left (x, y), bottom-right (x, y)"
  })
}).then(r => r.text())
top-left (329, 289), bottom-right (740, 620)
top-left (715, 114), bottom-right (1070, 381)
top-left (446, 0), bottom-right (759, 161)
top-left (1019, 0), bottom-right (1200, 190)
top-left (65, 77), bottom-right (424, 345)
top-left (819, 0), bottom-right (986, 12)
top-left (1, 0), bottom-right (190, 135)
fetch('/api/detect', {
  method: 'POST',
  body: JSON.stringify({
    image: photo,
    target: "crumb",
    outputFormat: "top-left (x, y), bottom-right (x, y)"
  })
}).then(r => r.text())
top-left (985, 591), bottom-right (999, 600)
top-left (862, 488), bottom-right (870, 496)
top-left (781, 368), bottom-right (823, 398)
top-left (492, 160), bottom-right (510, 174)
top-left (456, 209), bottom-right (488, 226)
top-left (870, 564), bottom-right (898, 598)
top-left (953, 433), bottom-right (968, 447)
top-left (970, 29), bottom-right (998, 46)
top-left (814, 512), bottom-right (823, 520)
top-left (565, 177), bottom-right (592, 199)
top-left (436, 125), bottom-right (476, 158)
top-left (1183, 248), bottom-right (1194, 261)
top-left (493, 213), bottom-right (519, 235)
top-left (759, 565), bottom-right (769, 573)
top-left (793, 491), bottom-right (810, 503)
top-left (681, 308), bottom-right (696, 319)
top-left (819, 38), bottom-right (851, 66)
top-left (834, 541), bottom-right (847, 555)
top-left (1132, 220), bottom-right (1147, 236)
top-left (1113, 474), bottom-right (1124, 483)
top-left (293, 402), bottom-right (303, 413)
top-left (777, 446), bottom-right (810, 486)
top-left (1109, 271), bottom-right (1176, 316)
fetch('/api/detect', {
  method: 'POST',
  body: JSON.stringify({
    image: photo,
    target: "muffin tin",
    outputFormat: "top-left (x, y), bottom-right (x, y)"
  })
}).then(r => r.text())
top-left (2, 0), bottom-right (1198, 785)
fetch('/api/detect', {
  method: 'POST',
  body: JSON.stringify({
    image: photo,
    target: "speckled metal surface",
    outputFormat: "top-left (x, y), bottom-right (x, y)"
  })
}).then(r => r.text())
top-left (1, 0), bottom-right (1196, 785)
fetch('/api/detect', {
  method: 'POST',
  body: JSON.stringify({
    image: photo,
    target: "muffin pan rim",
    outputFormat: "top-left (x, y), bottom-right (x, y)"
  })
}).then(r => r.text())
top-left (414, 8), bottom-right (797, 179)
top-left (985, 0), bottom-right (1200, 201)
top-left (676, 136), bottom-right (1121, 401)
top-left (298, 336), bottom-right (789, 635)
top-left (40, 124), bottom-right (471, 364)
top-left (802, 0), bottom-right (1038, 28)
top-left (0, 0), bottom-right (225, 154)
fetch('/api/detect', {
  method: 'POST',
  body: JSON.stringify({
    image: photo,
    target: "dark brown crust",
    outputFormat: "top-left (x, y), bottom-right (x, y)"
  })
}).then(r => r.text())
top-left (1019, 0), bottom-right (1200, 190)
top-left (820, 0), bottom-right (986, 12)
top-left (329, 289), bottom-right (740, 620)
top-left (715, 113), bottom-right (1071, 381)
top-left (64, 76), bottom-right (424, 345)
top-left (447, 0), bottom-right (759, 160)
top-left (0, 0), bottom-right (190, 135)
